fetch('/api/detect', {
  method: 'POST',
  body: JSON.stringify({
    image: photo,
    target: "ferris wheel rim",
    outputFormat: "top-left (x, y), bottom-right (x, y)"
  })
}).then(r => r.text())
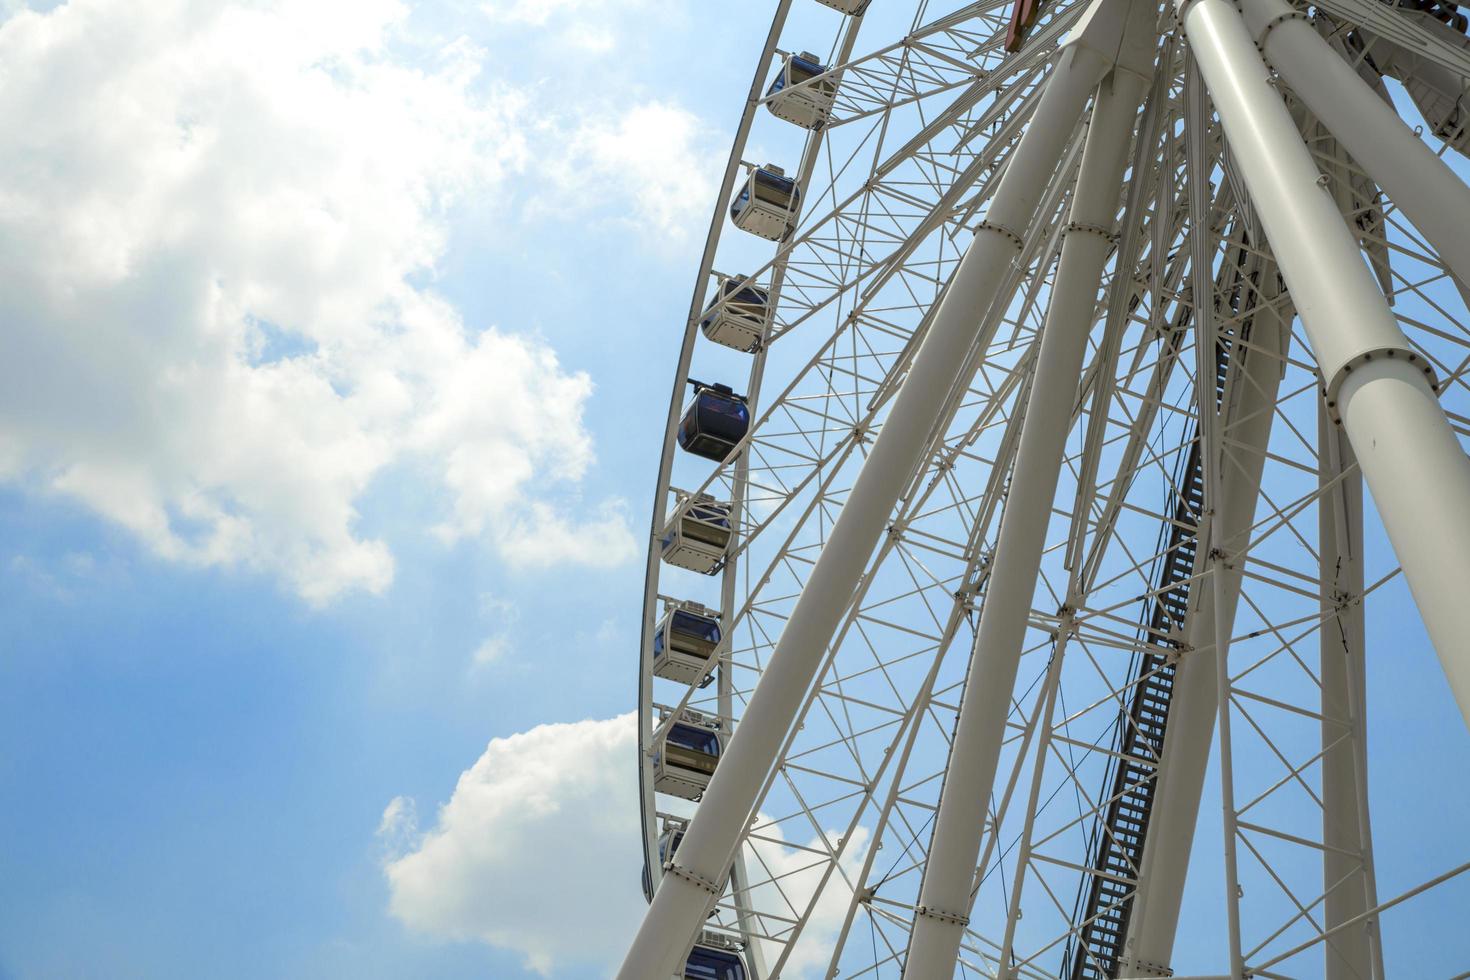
top-left (630, 1), bottom-right (1470, 977)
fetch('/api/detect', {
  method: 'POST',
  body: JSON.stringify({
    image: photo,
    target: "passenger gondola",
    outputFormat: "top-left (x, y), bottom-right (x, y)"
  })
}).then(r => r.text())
top-left (699, 275), bottom-right (769, 352)
top-left (813, 0), bottom-right (872, 12)
top-left (654, 714), bottom-right (723, 799)
top-left (730, 164), bottom-right (801, 241)
top-left (660, 492), bottom-right (733, 574)
top-left (678, 381), bottom-right (750, 463)
top-left (766, 51), bottom-right (837, 129)
top-left (652, 601), bottom-right (722, 684)
top-left (640, 816), bottom-right (689, 898)
top-left (683, 941), bottom-right (748, 980)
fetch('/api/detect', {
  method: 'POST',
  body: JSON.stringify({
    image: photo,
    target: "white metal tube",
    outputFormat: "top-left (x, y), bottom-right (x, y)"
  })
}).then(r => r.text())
top-left (902, 64), bottom-right (1149, 979)
top-left (1179, 0), bottom-right (1470, 726)
top-left (613, 43), bottom-right (1112, 980)
top-left (1238, 0), bottom-right (1470, 289)
top-left (1318, 407), bottom-right (1376, 980)
top-left (1122, 265), bottom-right (1289, 974)
top-left (1210, 544), bottom-right (1248, 980)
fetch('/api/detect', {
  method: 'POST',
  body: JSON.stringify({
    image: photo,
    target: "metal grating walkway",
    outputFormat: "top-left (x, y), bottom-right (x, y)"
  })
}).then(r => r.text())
top-left (1063, 328), bottom-right (1233, 980)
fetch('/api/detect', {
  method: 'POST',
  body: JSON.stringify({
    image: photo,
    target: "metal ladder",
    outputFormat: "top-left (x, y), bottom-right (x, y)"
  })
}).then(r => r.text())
top-left (1063, 329), bottom-right (1232, 980)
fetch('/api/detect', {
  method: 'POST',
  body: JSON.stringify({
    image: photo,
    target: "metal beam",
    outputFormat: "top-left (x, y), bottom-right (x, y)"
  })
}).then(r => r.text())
top-left (1239, 0), bottom-right (1470, 289)
top-left (903, 15), bottom-right (1156, 971)
top-left (614, 21), bottom-right (1114, 980)
top-left (1318, 407), bottom-right (1381, 980)
top-left (1180, 0), bottom-right (1470, 729)
top-left (1121, 248), bottom-right (1291, 975)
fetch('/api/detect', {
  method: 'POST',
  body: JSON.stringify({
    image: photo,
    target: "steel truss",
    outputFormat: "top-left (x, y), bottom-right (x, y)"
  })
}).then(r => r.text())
top-left (628, 0), bottom-right (1470, 976)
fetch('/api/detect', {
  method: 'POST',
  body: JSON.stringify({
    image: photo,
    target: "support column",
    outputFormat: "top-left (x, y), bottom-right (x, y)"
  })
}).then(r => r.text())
top-left (1237, 0), bottom-right (1470, 289)
top-left (1318, 407), bottom-right (1377, 980)
top-left (903, 28), bottom-right (1157, 976)
top-left (1180, 0), bottom-right (1470, 726)
top-left (614, 27), bottom-right (1115, 980)
top-left (1121, 263), bottom-right (1289, 976)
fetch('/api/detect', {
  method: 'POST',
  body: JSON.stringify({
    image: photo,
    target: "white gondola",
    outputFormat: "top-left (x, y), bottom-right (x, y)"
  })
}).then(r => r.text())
top-left (766, 51), bottom-right (838, 129)
top-left (659, 491), bottom-right (733, 574)
top-left (729, 164), bottom-right (801, 241)
top-left (699, 274), bottom-right (770, 352)
top-left (651, 600), bottom-right (722, 684)
top-left (813, 0), bottom-right (872, 13)
top-left (654, 710), bottom-right (723, 800)
top-left (682, 932), bottom-right (749, 980)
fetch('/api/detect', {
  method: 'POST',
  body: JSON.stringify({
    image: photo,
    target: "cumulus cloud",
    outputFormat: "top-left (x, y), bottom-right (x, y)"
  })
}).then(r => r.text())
top-left (383, 712), bottom-right (869, 977)
top-left (0, 0), bottom-right (638, 602)
top-left (377, 795), bottom-right (421, 860)
top-left (537, 102), bottom-right (724, 244)
top-left (470, 633), bottom-right (511, 667)
top-left (481, 0), bottom-right (654, 28)
top-left (383, 713), bottom-right (645, 975)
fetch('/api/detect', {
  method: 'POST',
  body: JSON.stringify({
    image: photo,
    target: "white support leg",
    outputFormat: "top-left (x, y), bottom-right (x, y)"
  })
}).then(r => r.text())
top-left (1122, 266), bottom-right (1290, 975)
top-left (903, 34), bottom-right (1156, 977)
top-left (613, 29), bottom-right (1117, 980)
top-left (1318, 406), bottom-right (1378, 980)
top-left (1179, 0), bottom-right (1470, 727)
top-left (1238, 0), bottom-right (1470, 289)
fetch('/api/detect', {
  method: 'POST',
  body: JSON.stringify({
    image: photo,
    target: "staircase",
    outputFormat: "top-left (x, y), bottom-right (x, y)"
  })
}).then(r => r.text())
top-left (1063, 330), bottom-right (1232, 980)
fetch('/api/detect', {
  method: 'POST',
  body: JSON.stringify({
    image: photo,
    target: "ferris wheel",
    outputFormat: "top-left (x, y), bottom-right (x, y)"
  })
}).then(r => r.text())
top-left (628, 0), bottom-right (1470, 976)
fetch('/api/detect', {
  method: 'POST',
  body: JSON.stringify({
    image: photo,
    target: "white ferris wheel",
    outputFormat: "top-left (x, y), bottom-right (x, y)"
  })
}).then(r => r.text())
top-left (629, 0), bottom-right (1470, 976)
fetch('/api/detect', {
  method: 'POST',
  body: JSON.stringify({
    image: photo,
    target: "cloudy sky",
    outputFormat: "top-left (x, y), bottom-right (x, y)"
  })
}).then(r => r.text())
top-left (0, 0), bottom-right (748, 975)
top-left (4, 2), bottom-right (1470, 979)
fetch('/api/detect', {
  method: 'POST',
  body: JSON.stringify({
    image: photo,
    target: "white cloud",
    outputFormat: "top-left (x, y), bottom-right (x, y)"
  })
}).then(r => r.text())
top-left (470, 633), bottom-right (511, 667)
top-left (377, 795), bottom-right (421, 860)
top-left (535, 101), bottom-right (724, 244)
top-left (0, 0), bottom-right (636, 602)
top-left (383, 713), bottom-right (645, 975)
top-left (383, 712), bottom-right (869, 977)
top-left (482, 0), bottom-right (650, 27)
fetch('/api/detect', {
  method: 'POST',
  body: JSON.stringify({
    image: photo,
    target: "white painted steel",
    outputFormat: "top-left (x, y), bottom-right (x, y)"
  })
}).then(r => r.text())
top-left (1122, 263), bottom-right (1290, 974)
top-left (615, 34), bottom-right (1114, 980)
top-left (1179, 0), bottom-right (1470, 729)
top-left (1239, 0), bottom-right (1470, 289)
top-left (902, 52), bottom-right (1148, 977)
top-left (1318, 408), bottom-right (1377, 980)
top-left (629, 0), bottom-right (1470, 973)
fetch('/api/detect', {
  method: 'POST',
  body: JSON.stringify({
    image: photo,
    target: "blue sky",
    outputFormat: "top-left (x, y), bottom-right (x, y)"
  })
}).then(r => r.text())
top-left (0, 1), bottom-right (752, 976)
top-left (2, 1), bottom-right (1469, 978)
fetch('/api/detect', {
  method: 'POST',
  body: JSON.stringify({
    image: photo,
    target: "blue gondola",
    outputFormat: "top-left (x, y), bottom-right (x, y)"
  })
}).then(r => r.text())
top-left (766, 51), bottom-right (837, 129)
top-left (660, 492), bottom-right (732, 574)
top-left (730, 164), bottom-right (801, 241)
top-left (652, 602), bottom-right (722, 684)
top-left (655, 718), bottom-right (723, 799)
top-left (684, 944), bottom-right (748, 980)
top-left (678, 382), bottom-right (750, 463)
top-left (700, 275), bottom-right (769, 352)
top-left (813, 0), bottom-right (872, 12)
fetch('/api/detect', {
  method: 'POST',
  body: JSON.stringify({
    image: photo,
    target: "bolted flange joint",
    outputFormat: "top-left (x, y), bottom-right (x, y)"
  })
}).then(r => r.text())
top-left (914, 904), bottom-right (970, 927)
top-left (977, 220), bottom-right (1024, 252)
top-left (1251, 8), bottom-right (1308, 55)
top-left (1321, 345), bottom-right (1440, 425)
top-left (662, 862), bottom-right (727, 897)
top-left (1062, 221), bottom-right (1117, 243)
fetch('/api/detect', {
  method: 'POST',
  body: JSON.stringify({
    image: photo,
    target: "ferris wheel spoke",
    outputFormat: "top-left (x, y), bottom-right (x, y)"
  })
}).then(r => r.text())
top-left (632, 0), bottom-right (1470, 975)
